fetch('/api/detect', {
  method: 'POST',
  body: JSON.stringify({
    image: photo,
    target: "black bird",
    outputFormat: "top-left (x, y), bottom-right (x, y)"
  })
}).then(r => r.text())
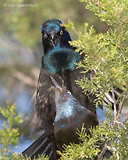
top-left (22, 19), bottom-right (97, 159)
top-left (51, 76), bottom-right (98, 149)
top-left (35, 19), bottom-right (97, 131)
top-left (22, 77), bottom-right (98, 159)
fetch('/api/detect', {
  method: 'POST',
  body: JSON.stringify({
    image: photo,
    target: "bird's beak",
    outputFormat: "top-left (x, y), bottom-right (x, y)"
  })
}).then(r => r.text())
top-left (51, 32), bottom-right (54, 40)
top-left (49, 32), bottom-right (56, 46)
top-left (49, 31), bottom-right (56, 40)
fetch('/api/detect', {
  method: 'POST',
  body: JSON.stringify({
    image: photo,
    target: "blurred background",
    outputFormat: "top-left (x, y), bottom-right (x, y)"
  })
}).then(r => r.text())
top-left (0, 0), bottom-right (109, 154)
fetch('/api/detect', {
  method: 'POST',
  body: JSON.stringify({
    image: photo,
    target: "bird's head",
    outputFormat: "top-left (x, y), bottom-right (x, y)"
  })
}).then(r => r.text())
top-left (41, 19), bottom-right (72, 53)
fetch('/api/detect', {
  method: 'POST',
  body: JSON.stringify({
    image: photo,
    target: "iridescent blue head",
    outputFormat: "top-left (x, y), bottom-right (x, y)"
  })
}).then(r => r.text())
top-left (40, 19), bottom-right (72, 53)
top-left (41, 19), bottom-right (62, 47)
top-left (41, 19), bottom-right (62, 35)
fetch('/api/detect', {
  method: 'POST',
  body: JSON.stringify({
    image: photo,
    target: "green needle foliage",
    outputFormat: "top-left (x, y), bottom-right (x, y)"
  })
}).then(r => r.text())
top-left (0, 104), bottom-right (48, 160)
top-left (61, 0), bottom-right (128, 159)
top-left (0, 104), bottom-right (23, 160)
top-left (14, 154), bottom-right (48, 160)
top-left (59, 117), bottom-right (128, 160)
top-left (65, 0), bottom-right (128, 105)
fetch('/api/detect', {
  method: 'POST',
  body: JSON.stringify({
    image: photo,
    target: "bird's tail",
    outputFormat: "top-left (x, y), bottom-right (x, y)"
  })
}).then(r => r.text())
top-left (22, 132), bottom-right (57, 160)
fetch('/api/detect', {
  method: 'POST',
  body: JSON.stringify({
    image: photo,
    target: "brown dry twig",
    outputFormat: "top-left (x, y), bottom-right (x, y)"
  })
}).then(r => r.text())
top-left (117, 90), bottom-right (128, 118)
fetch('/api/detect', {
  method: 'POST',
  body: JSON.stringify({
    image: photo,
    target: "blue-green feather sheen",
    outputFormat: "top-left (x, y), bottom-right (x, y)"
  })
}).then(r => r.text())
top-left (42, 44), bottom-right (81, 73)
top-left (55, 95), bottom-right (87, 128)
top-left (40, 19), bottom-right (61, 33)
top-left (46, 23), bottom-right (60, 33)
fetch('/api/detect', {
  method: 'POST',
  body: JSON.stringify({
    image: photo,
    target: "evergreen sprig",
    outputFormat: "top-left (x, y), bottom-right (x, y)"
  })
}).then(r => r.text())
top-left (0, 104), bottom-right (23, 160)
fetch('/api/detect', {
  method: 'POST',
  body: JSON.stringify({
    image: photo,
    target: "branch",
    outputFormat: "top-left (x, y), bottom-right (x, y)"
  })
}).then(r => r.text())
top-left (110, 88), bottom-right (127, 123)
top-left (111, 88), bottom-right (117, 123)
top-left (107, 145), bottom-right (119, 160)
top-left (97, 143), bottom-right (120, 160)
top-left (117, 90), bottom-right (128, 118)
top-left (97, 143), bottom-right (108, 160)
top-left (120, 113), bottom-right (128, 117)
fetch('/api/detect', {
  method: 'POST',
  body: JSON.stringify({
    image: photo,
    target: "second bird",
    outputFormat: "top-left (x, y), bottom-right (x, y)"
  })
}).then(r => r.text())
top-left (51, 76), bottom-right (98, 151)
top-left (22, 77), bottom-right (98, 159)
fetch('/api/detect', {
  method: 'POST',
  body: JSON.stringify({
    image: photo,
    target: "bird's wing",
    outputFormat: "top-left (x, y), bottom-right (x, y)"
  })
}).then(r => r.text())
top-left (34, 67), bottom-right (65, 130)
top-left (34, 68), bottom-right (56, 130)
top-left (70, 67), bottom-right (97, 113)
top-left (23, 68), bottom-right (64, 159)
top-left (22, 132), bottom-right (57, 160)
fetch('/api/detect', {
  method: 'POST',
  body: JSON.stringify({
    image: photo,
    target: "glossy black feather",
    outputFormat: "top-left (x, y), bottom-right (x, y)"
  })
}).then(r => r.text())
top-left (51, 77), bottom-right (98, 149)
top-left (22, 19), bottom-right (97, 159)
top-left (22, 132), bottom-right (57, 160)
top-left (35, 19), bottom-right (96, 130)
top-left (22, 76), bottom-right (98, 159)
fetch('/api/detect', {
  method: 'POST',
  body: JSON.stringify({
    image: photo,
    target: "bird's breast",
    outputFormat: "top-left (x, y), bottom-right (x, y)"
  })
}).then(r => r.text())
top-left (54, 106), bottom-right (98, 145)
top-left (42, 45), bottom-right (81, 74)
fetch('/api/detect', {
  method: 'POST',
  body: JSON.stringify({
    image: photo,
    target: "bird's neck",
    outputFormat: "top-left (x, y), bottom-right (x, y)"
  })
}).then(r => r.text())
top-left (42, 44), bottom-right (81, 74)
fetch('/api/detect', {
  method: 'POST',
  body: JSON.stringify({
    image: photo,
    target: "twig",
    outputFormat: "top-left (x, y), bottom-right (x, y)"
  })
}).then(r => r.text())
top-left (120, 113), bottom-right (128, 117)
top-left (98, 143), bottom-right (119, 160)
top-left (97, 143), bottom-right (108, 160)
top-left (111, 88), bottom-right (117, 123)
top-left (107, 145), bottom-right (119, 160)
top-left (117, 90), bottom-right (128, 118)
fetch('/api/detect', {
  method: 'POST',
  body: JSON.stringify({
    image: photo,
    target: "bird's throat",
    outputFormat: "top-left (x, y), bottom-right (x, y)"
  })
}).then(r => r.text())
top-left (42, 45), bottom-right (81, 74)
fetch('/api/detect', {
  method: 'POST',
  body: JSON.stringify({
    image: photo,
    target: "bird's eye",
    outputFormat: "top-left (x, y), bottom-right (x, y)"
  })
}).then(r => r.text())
top-left (67, 91), bottom-right (71, 94)
top-left (43, 33), bottom-right (48, 38)
top-left (57, 30), bottom-right (63, 36)
top-left (60, 30), bottom-right (63, 35)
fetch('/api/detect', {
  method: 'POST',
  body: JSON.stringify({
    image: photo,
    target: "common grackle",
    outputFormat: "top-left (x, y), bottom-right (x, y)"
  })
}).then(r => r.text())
top-left (22, 77), bottom-right (98, 159)
top-left (22, 19), bottom-right (97, 160)
top-left (34, 19), bottom-right (97, 132)
top-left (51, 76), bottom-right (98, 149)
